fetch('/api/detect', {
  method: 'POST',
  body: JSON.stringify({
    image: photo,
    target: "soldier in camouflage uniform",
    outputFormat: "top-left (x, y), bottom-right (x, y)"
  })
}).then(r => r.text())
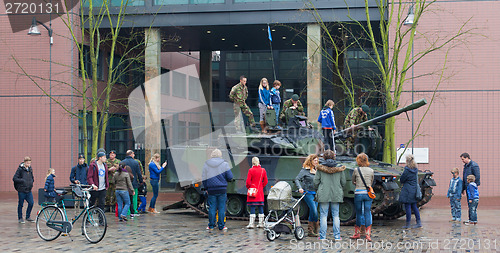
top-left (229, 75), bottom-right (256, 131)
top-left (279, 94), bottom-right (305, 126)
top-left (105, 150), bottom-right (120, 212)
top-left (344, 105), bottom-right (369, 153)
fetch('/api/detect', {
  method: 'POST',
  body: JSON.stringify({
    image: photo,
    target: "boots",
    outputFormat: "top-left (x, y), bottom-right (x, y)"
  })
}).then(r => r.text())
top-left (260, 121), bottom-right (267, 134)
top-left (247, 214), bottom-right (256, 229)
top-left (314, 221), bottom-right (320, 236)
top-left (360, 225), bottom-right (366, 237)
top-left (307, 222), bottom-right (318, 237)
top-left (365, 225), bottom-right (372, 242)
top-left (350, 225), bottom-right (361, 239)
top-left (256, 214), bottom-right (265, 228)
top-left (411, 220), bottom-right (422, 228)
top-left (402, 221), bottom-right (411, 229)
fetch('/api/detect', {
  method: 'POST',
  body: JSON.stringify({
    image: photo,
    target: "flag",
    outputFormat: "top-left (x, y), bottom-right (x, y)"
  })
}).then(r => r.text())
top-left (267, 25), bottom-right (272, 42)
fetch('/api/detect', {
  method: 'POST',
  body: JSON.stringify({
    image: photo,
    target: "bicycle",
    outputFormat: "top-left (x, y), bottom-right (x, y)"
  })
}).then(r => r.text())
top-left (35, 184), bottom-right (107, 243)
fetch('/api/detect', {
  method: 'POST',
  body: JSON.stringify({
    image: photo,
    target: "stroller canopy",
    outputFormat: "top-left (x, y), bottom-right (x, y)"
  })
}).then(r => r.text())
top-left (268, 181), bottom-right (292, 201)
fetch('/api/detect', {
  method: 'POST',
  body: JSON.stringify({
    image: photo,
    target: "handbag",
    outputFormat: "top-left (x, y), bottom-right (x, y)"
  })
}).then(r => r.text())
top-left (357, 167), bottom-right (376, 199)
top-left (415, 173), bottom-right (422, 201)
top-left (247, 168), bottom-right (264, 198)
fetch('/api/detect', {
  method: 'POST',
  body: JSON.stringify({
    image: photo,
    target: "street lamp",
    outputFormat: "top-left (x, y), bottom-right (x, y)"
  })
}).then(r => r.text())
top-left (404, 5), bottom-right (415, 154)
top-left (28, 17), bottom-right (53, 167)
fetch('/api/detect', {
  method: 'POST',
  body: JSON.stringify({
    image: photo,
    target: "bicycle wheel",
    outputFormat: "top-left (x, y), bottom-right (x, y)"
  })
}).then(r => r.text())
top-left (36, 206), bottom-right (64, 241)
top-left (83, 207), bottom-right (107, 243)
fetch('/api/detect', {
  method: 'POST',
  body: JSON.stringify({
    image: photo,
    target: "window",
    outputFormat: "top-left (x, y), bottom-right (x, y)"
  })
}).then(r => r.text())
top-left (188, 76), bottom-right (200, 101)
top-left (188, 122), bottom-right (200, 145)
top-left (161, 68), bottom-right (170, 95)
top-left (172, 72), bottom-right (186, 98)
top-left (130, 60), bottom-right (145, 87)
top-left (155, 0), bottom-right (224, 5)
top-left (108, 53), bottom-right (129, 85)
top-left (80, 45), bottom-right (103, 80)
top-left (178, 121), bottom-right (187, 144)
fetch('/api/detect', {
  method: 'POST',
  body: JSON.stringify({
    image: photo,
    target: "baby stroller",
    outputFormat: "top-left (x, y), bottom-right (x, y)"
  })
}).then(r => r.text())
top-left (264, 181), bottom-right (306, 241)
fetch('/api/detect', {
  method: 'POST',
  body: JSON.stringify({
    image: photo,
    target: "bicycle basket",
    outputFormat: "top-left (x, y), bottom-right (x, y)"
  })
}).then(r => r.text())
top-left (72, 185), bottom-right (84, 198)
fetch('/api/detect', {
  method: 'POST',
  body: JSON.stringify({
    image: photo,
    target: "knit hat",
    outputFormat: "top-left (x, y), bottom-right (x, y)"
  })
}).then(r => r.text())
top-left (291, 94), bottom-right (299, 101)
top-left (97, 148), bottom-right (106, 154)
top-left (97, 152), bottom-right (106, 159)
top-left (78, 154), bottom-right (85, 159)
top-left (361, 104), bottom-right (369, 113)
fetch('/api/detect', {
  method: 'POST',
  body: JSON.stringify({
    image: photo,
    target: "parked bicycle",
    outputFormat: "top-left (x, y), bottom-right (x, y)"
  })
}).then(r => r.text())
top-left (35, 184), bottom-right (107, 243)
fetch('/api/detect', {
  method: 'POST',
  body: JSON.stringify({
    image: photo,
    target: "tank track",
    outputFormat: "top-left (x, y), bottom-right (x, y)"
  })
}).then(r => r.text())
top-left (375, 186), bottom-right (434, 220)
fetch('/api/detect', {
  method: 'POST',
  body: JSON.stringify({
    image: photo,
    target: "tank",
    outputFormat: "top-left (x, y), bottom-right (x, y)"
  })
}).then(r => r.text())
top-left (165, 99), bottom-right (436, 225)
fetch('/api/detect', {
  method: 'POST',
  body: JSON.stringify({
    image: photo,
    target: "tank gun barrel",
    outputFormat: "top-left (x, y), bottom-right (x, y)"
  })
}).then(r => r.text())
top-left (335, 98), bottom-right (427, 137)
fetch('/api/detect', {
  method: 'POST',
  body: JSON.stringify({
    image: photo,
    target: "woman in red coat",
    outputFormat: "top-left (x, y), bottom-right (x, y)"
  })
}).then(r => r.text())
top-left (246, 157), bottom-right (268, 229)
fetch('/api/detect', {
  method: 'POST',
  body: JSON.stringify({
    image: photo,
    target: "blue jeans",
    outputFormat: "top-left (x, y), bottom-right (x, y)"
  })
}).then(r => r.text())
top-left (138, 196), bottom-right (147, 212)
top-left (272, 104), bottom-right (280, 125)
top-left (303, 193), bottom-right (318, 222)
top-left (449, 197), bottom-right (461, 221)
top-left (319, 202), bottom-right (340, 240)
top-left (468, 199), bottom-right (478, 222)
top-left (404, 203), bottom-right (420, 223)
top-left (17, 191), bottom-right (34, 220)
top-left (249, 205), bottom-right (264, 214)
top-left (207, 193), bottom-right (227, 229)
top-left (354, 194), bottom-right (373, 226)
top-left (116, 190), bottom-right (131, 218)
top-left (149, 179), bottom-right (159, 209)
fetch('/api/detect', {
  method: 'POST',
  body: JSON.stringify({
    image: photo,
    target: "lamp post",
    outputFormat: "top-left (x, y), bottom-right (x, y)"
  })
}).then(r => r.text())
top-left (404, 5), bottom-right (415, 155)
top-left (28, 17), bottom-right (53, 167)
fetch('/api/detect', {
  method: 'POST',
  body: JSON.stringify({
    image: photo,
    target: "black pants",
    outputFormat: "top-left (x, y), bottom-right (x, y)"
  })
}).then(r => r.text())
top-left (90, 189), bottom-right (107, 211)
top-left (323, 128), bottom-right (335, 151)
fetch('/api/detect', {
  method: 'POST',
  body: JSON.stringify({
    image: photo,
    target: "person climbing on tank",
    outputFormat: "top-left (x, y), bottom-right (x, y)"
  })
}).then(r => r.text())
top-left (280, 94), bottom-right (304, 126)
top-left (258, 77), bottom-right (273, 133)
top-left (343, 104), bottom-right (371, 155)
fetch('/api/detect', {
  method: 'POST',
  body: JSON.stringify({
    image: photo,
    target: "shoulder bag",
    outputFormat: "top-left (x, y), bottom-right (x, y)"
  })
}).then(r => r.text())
top-left (415, 173), bottom-right (422, 201)
top-left (247, 168), bottom-right (264, 198)
top-left (357, 167), bottom-right (376, 199)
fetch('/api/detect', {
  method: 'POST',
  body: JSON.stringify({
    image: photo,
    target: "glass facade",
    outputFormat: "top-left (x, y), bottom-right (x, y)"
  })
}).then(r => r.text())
top-left (82, 0), bottom-right (144, 7)
top-left (155, 0), bottom-right (224, 5)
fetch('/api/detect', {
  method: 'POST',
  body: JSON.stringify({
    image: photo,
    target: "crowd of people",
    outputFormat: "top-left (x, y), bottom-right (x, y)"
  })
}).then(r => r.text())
top-left (13, 149), bottom-right (168, 224)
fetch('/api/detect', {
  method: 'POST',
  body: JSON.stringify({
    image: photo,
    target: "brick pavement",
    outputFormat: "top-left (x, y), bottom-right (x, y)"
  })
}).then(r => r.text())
top-left (1, 191), bottom-right (500, 252)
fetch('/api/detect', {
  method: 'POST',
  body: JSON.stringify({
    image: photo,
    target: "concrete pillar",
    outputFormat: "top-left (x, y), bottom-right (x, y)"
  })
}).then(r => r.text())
top-left (144, 28), bottom-right (161, 167)
top-left (307, 23), bottom-right (322, 125)
top-left (199, 50), bottom-right (213, 138)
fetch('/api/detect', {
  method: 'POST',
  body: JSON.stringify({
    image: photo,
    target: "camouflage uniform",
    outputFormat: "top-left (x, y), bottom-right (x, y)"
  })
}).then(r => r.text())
top-left (105, 158), bottom-right (121, 207)
top-left (279, 99), bottom-right (304, 125)
top-left (343, 107), bottom-right (368, 151)
top-left (229, 82), bottom-right (255, 130)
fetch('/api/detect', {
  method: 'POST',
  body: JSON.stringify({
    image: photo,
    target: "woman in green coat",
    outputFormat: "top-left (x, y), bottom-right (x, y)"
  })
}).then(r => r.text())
top-left (313, 150), bottom-right (346, 240)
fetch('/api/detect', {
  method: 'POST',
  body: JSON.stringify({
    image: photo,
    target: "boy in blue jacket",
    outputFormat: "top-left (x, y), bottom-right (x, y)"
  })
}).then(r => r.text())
top-left (464, 174), bottom-right (479, 225)
top-left (447, 168), bottom-right (463, 222)
top-left (317, 100), bottom-right (336, 151)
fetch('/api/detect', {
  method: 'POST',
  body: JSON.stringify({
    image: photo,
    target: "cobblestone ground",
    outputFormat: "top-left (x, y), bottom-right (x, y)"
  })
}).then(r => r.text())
top-left (1, 194), bottom-right (500, 253)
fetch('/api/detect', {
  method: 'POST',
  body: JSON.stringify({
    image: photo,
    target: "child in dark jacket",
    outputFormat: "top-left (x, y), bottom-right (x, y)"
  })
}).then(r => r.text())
top-left (447, 167), bottom-right (463, 222)
top-left (464, 174), bottom-right (479, 225)
top-left (137, 182), bottom-right (147, 214)
top-left (44, 168), bottom-right (57, 202)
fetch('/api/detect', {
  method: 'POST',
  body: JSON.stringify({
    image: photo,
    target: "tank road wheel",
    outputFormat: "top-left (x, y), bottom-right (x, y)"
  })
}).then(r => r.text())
top-left (294, 226), bottom-right (305, 240)
top-left (298, 200), bottom-right (310, 220)
top-left (226, 195), bottom-right (245, 217)
top-left (184, 187), bottom-right (203, 206)
top-left (339, 198), bottom-right (355, 223)
top-left (266, 230), bottom-right (277, 241)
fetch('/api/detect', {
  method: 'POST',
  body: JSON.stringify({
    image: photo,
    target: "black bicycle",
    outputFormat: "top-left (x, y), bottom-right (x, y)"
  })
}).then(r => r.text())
top-left (36, 184), bottom-right (107, 243)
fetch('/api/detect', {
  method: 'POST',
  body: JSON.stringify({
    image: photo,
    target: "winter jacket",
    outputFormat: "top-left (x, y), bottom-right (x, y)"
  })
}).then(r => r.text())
top-left (149, 161), bottom-right (165, 180)
top-left (112, 171), bottom-right (134, 193)
top-left (202, 158), bottom-right (234, 195)
top-left (462, 160), bottom-right (480, 193)
top-left (313, 158), bottom-right (346, 203)
top-left (294, 168), bottom-right (316, 192)
top-left (270, 87), bottom-right (281, 104)
top-left (467, 182), bottom-right (479, 200)
top-left (447, 177), bottom-right (463, 199)
top-left (317, 107), bottom-right (336, 130)
top-left (122, 156), bottom-right (143, 188)
top-left (44, 174), bottom-right (57, 198)
top-left (258, 88), bottom-right (272, 106)
top-left (13, 163), bottom-right (34, 193)
top-left (87, 161), bottom-right (109, 190)
top-left (70, 163), bottom-right (88, 185)
top-left (246, 165), bottom-right (268, 203)
top-left (351, 167), bottom-right (374, 191)
top-left (398, 166), bottom-right (419, 204)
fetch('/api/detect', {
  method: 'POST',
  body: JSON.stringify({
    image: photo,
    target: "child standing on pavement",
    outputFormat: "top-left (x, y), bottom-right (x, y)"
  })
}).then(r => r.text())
top-left (137, 182), bottom-right (147, 214)
top-left (464, 175), bottom-right (479, 225)
top-left (44, 168), bottom-right (57, 203)
top-left (447, 168), bottom-right (463, 222)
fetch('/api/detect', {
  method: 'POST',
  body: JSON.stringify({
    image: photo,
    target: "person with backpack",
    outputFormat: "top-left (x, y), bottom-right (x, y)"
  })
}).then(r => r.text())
top-left (13, 156), bottom-right (35, 223)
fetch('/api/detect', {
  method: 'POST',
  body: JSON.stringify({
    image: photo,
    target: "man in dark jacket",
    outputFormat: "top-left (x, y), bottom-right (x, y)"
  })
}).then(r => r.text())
top-left (70, 154), bottom-right (88, 185)
top-left (13, 156), bottom-right (35, 223)
top-left (121, 150), bottom-right (143, 216)
top-left (87, 152), bottom-right (109, 210)
top-left (202, 149), bottom-right (233, 230)
top-left (460, 152), bottom-right (480, 223)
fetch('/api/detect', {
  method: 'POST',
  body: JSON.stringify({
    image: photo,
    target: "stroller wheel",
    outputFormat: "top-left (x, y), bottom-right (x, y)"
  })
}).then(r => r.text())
top-left (294, 226), bottom-right (305, 240)
top-left (266, 230), bottom-right (277, 241)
